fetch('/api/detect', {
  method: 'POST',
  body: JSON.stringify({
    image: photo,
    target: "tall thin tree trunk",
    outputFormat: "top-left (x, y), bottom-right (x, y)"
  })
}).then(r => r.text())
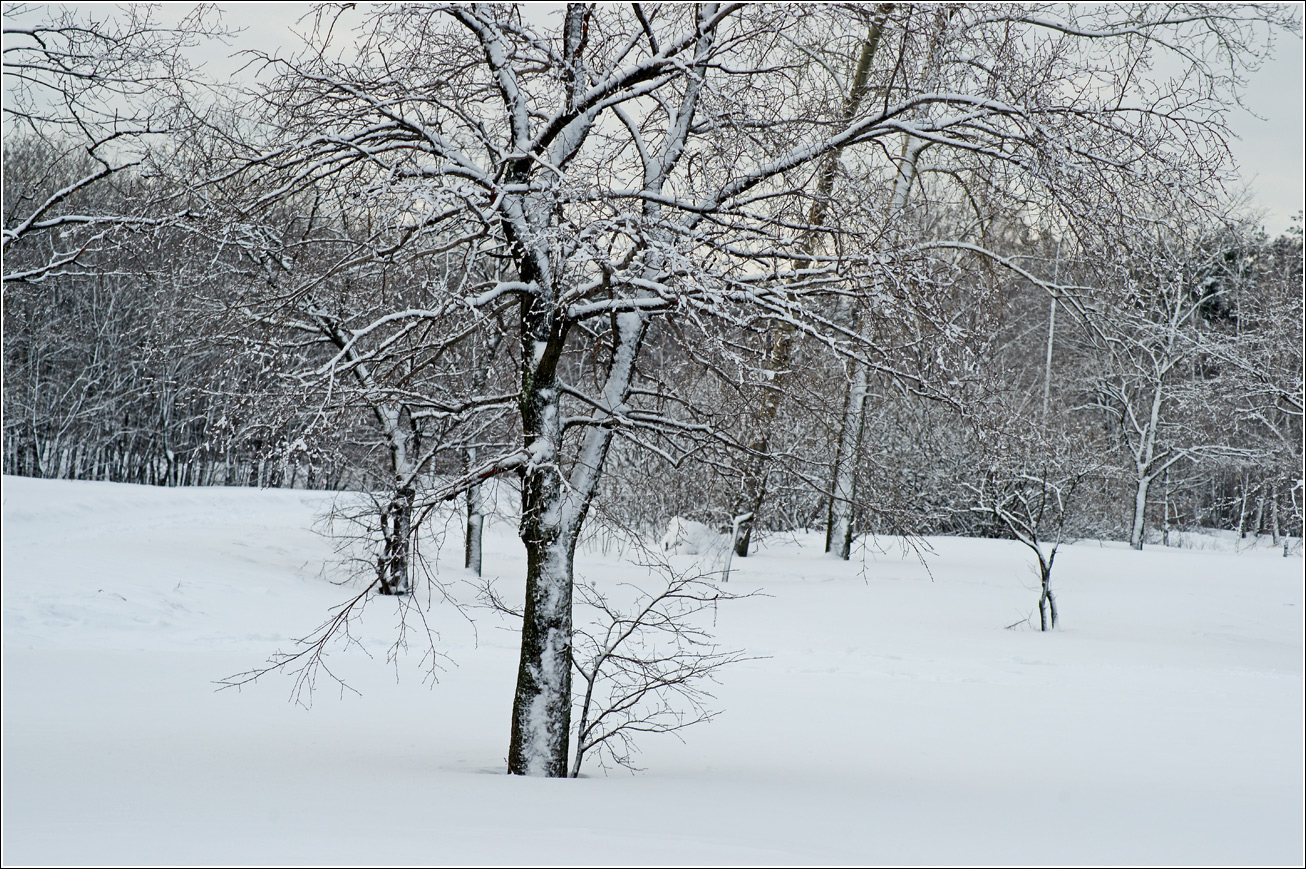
top-left (1041, 239), bottom-right (1062, 425)
top-left (1129, 373), bottom-right (1169, 551)
top-left (1271, 482), bottom-right (1281, 545)
top-left (1162, 467), bottom-right (1171, 547)
top-left (825, 361), bottom-right (869, 558)
top-left (731, 341), bottom-right (788, 558)
top-left (1237, 480), bottom-right (1249, 539)
top-left (465, 446), bottom-right (485, 576)
top-left (1130, 472), bottom-right (1150, 551)
top-left (825, 12), bottom-right (944, 558)
top-left (734, 19), bottom-right (888, 560)
top-left (464, 330), bottom-right (501, 575)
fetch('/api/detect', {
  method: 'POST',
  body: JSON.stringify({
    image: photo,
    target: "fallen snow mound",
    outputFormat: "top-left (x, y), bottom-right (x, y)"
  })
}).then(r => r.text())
top-left (659, 516), bottom-right (730, 556)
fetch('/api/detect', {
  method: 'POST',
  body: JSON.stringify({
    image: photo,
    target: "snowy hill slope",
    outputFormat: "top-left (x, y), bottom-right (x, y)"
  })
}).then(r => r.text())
top-left (2, 476), bottom-right (1302, 865)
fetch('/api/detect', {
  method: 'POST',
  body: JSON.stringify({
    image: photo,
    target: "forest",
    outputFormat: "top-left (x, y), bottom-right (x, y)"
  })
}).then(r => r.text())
top-left (3, 3), bottom-right (1302, 778)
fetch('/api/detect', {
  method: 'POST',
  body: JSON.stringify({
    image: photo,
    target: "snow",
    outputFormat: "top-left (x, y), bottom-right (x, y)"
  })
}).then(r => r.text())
top-left (3, 475), bottom-right (1302, 864)
top-left (659, 516), bottom-right (730, 558)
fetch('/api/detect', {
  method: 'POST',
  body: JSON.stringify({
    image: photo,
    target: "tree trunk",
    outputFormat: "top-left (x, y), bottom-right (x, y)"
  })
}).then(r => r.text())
top-left (464, 331), bottom-right (501, 575)
top-left (377, 485), bottom-right (414, 595)
top-left (503, 1), bottom-right (698, 772)
top-left (1130, 471), bottom-right (1150, 550)
top-left (1271, 482), bottom-right (1280, 545)
top-left (507, 298), bottom-right (648, 775)
top-left (825, 361), bottom-right (869, 558)
top-left (1162, 467), bottom-right (1171, 547)
top-left (1038, 557), bottom-right (1057, 631)
top-left (823, 27), bottom-right (931, 560)
top-left (508, 302), bottom-right (579, 775)
top-left (731, 412), bottom-right (776, 559)
top-left (505, 196), bottom-right (576, 770)
top-left (740, 23), bottom-right (887, 560)
top-left (1237, 482), bottom-right (1249, 539)
top-left (465, 454), bottom-right (485, 576)
top-left (508, 517), bottom-right (575, 777)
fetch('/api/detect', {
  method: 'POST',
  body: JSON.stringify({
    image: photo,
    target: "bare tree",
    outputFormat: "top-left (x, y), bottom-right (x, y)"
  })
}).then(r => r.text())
top-left (212, 3), bottom-right (922, 776)
top-left (190, 176), bottom-right (518, 593)
top-left (0, 6), bottom-right (309, 489)
top-left (568, 570), bottom-right (752, 777)
top-left (1081, 219), bottom-right (1265, 549)
top-left (481, 563), bottom-right (752, 778)
top-left (1195, 220), bottom-right (1304, 548)
top-left (813, 3), bottom-right (1300, 559)
top-left (2, 3), bottom-right (223, 283)
top-left (185, 2), bottom-right (1297, 777)
top-left (968, 412), bottom-right (1108, 630)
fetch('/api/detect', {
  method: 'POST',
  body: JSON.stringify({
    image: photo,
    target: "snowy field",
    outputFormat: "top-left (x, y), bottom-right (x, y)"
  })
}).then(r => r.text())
top-left (2, 475), bottom-right (1302, 865)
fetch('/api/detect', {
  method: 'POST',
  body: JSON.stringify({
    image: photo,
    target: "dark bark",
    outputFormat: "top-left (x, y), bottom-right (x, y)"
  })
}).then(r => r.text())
top-left (377, 485), bottom-right (415, 596)
top-left (506, 243), bottom-right (575, 775)
top-left (507, 523), bottom-right (576, 777)
top-left (1038, 554), bottom-right (1057, 631)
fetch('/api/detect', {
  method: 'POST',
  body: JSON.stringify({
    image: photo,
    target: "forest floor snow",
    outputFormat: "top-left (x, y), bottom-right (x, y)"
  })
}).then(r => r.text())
top-left (2, 475), bottom-right (1302, 865)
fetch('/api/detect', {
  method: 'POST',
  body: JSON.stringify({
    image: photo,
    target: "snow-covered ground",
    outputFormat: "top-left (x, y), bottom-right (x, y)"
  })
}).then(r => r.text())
top-left (3, 475), bottom-right (1302, 865)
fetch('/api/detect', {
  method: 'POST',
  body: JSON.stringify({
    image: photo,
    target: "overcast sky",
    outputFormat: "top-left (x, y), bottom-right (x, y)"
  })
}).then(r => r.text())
top-left (1224, 33), bottom-right (1305, 235)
